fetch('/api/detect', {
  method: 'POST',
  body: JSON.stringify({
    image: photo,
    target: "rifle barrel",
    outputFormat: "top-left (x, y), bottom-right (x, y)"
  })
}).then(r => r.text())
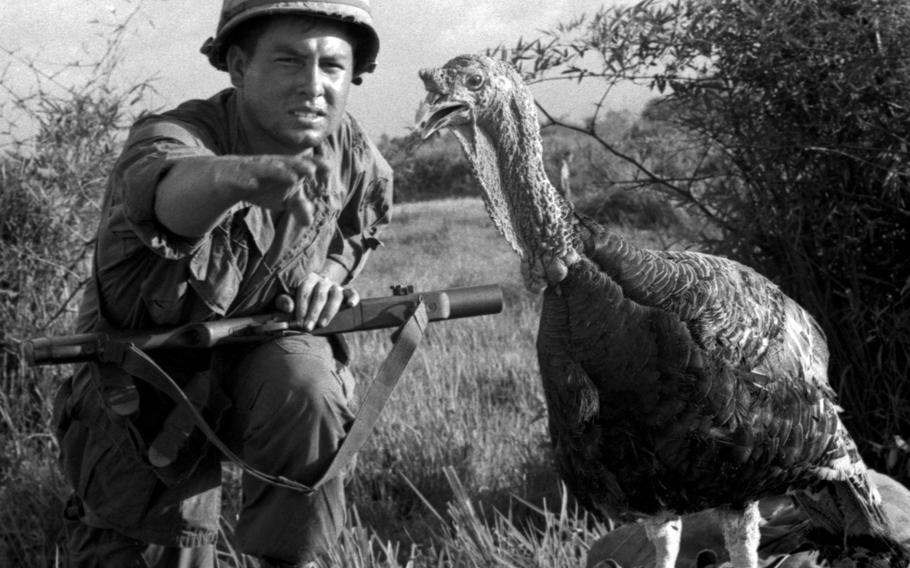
top-left (23, 284), bottom-right (504, 366)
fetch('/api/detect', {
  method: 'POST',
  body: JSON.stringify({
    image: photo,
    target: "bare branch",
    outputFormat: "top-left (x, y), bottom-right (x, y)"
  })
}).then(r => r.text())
top-left (534, 100), bottom-right (733, 231)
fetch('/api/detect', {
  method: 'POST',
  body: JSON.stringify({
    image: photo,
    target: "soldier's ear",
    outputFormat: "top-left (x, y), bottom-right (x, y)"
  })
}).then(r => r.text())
top-left (226, 45), bottom-right (249, 89)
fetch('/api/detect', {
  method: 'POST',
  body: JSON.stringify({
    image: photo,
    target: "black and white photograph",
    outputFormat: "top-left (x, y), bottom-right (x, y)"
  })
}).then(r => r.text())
top-left (2, 1), bottom-right (908, 566)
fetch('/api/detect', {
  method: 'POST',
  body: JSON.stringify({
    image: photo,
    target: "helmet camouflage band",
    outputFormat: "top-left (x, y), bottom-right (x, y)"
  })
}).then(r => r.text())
top-left (201, 0), bottom-right (379, 81)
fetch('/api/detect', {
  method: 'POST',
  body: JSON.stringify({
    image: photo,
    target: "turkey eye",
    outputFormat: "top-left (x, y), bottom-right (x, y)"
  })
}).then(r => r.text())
top-left (465, 73), bottom-right (485, 90)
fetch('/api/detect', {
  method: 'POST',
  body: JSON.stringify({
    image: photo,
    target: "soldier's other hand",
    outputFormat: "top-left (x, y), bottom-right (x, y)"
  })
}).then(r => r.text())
top-left (290, 272), bottom-right (360, 331)
top-left (216, 154), bottom-right (330, 224)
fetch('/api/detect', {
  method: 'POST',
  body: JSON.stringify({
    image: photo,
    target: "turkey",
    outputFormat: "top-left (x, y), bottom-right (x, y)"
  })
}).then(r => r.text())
top-left (414, 54), bottom-right (909, 568)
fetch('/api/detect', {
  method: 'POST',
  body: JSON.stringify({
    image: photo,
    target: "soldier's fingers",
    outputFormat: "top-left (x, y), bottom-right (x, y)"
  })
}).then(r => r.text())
top-left (317, 285), bottom-right (345, 328)
top-left (250, 157), bottom-right (300, 184)
top-left (285, 155), bottom-right (325, 184)
top-left (286, 190), bottom-right (314, 226)
top-left (310, 147), bottom-right (332, 188)
top-left (302, 279), bottom-right (331, 331)
top-left (295, 274), bottom-right (321, 322)
top-left (274, 293), bottom-right (295, 314)
top-left (342, 287), bottom-right (360, 307)
top-left (226, 158), bottom-right (296, 205)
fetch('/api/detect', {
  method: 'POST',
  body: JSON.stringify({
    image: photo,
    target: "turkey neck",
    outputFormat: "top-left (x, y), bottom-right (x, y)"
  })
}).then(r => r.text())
top-left (465, 93), bottom-right (683, 304)
top-left (457, 95), bottom-right (575, 263)
top-left (498, 97), bottom-right (576, 261)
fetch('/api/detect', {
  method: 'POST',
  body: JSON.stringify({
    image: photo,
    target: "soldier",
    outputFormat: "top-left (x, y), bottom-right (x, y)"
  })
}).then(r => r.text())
top-left (53, 1), bottom-right (392, 566)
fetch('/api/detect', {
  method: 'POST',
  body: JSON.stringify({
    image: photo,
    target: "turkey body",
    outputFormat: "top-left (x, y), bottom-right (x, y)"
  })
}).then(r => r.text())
top-left (538, 220), bottom-right (843, 523)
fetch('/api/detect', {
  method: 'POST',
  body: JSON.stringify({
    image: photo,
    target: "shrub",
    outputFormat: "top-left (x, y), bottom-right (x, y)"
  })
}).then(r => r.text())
top-left (493, 0), bottom-right (910, 480)
top-left (0, 16), bottom-right (154, 564)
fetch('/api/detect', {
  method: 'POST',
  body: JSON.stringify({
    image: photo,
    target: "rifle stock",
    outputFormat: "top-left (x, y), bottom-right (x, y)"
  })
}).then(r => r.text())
top-left (23, 284), bottom-right (503, 366)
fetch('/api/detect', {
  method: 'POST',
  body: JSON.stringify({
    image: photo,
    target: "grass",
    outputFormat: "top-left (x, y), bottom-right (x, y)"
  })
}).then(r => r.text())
top-left (3, 196), bottom-right (657, 567)
top-left (340, 198), bottom-right (662, 557)
top-left (221, 197), bottom-right (636, 566)
top-left (343, 198), bottom-right (551, 550)
top-left (285, 197), bottom-right (647, 566)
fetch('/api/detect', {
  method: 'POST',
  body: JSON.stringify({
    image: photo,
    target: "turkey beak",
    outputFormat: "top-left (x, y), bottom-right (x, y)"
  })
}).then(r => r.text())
top-left (415, 93), bottom-right (469, 140)
top-left (416, 68), bottom-right (470, 139)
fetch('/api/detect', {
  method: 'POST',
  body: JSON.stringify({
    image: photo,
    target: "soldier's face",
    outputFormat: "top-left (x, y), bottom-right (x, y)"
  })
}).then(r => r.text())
top-left (229, 17), bottom-right (356, 154)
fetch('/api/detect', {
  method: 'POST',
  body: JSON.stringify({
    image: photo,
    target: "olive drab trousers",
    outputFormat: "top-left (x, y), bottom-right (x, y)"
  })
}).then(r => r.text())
top-left (59, 333), bottom-right (356, 566)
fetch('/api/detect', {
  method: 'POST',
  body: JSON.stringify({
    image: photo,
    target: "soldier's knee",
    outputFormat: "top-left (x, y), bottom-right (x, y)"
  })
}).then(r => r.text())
top-left (232, 334), bottom-right (352, 433)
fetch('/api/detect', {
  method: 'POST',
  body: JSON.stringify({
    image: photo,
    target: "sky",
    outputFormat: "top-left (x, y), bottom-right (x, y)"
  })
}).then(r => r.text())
top-left (1, 0), bottom-right (652, 141)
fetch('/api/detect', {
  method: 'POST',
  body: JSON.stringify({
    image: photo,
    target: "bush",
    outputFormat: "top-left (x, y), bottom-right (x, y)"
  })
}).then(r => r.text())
top-left (0, 19), bottom-right (154, 564)
top-left (656, 0), bottom-right (910, 478)
top-left (494, 0), bottom-right (910, 481)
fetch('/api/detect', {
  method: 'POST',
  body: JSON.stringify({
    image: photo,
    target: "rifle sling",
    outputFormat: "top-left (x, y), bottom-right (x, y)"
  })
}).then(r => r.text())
top-left (98, 299), bottom-right (429, 494)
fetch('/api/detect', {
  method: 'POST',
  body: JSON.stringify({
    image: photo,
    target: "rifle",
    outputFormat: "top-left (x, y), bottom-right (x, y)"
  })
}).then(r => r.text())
top-left (24, 284), bottom-right (503, 493)
top-left (24, 284), bottom-right (503, 365)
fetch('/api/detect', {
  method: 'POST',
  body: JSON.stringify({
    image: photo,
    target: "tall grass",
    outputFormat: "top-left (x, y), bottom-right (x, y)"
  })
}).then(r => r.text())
top-left (4, 193), bottom-right (648, 566)
top-left (0, 9), bottom-right (157, 564)
top-left (216, 198), bottom-right (648, 567)
top-left (305, 198), bottom-right (648, 567)
top-left (345, 198), bottom-right (551, 546)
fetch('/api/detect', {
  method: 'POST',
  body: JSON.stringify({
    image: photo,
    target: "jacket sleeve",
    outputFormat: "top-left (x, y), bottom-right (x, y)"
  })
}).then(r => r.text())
top-left (94, 117), bottom-right (244, 326)
top-left (114, 118), bottom-right (217, 260)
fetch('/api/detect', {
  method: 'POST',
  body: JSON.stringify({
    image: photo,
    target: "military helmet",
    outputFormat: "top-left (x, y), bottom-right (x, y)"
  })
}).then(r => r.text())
top-left (201, 0), bottom-right (379, 81)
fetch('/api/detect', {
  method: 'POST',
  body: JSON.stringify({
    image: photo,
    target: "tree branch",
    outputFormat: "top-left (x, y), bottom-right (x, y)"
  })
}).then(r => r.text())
top-left (535, 100), bottom-right (733, 232)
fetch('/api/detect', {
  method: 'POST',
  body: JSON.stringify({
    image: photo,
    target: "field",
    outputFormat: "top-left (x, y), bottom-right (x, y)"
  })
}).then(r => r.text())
top-left (2, 196), bottom-right (671, 567)
top-left (296, 196), bottom-right (666, 567)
